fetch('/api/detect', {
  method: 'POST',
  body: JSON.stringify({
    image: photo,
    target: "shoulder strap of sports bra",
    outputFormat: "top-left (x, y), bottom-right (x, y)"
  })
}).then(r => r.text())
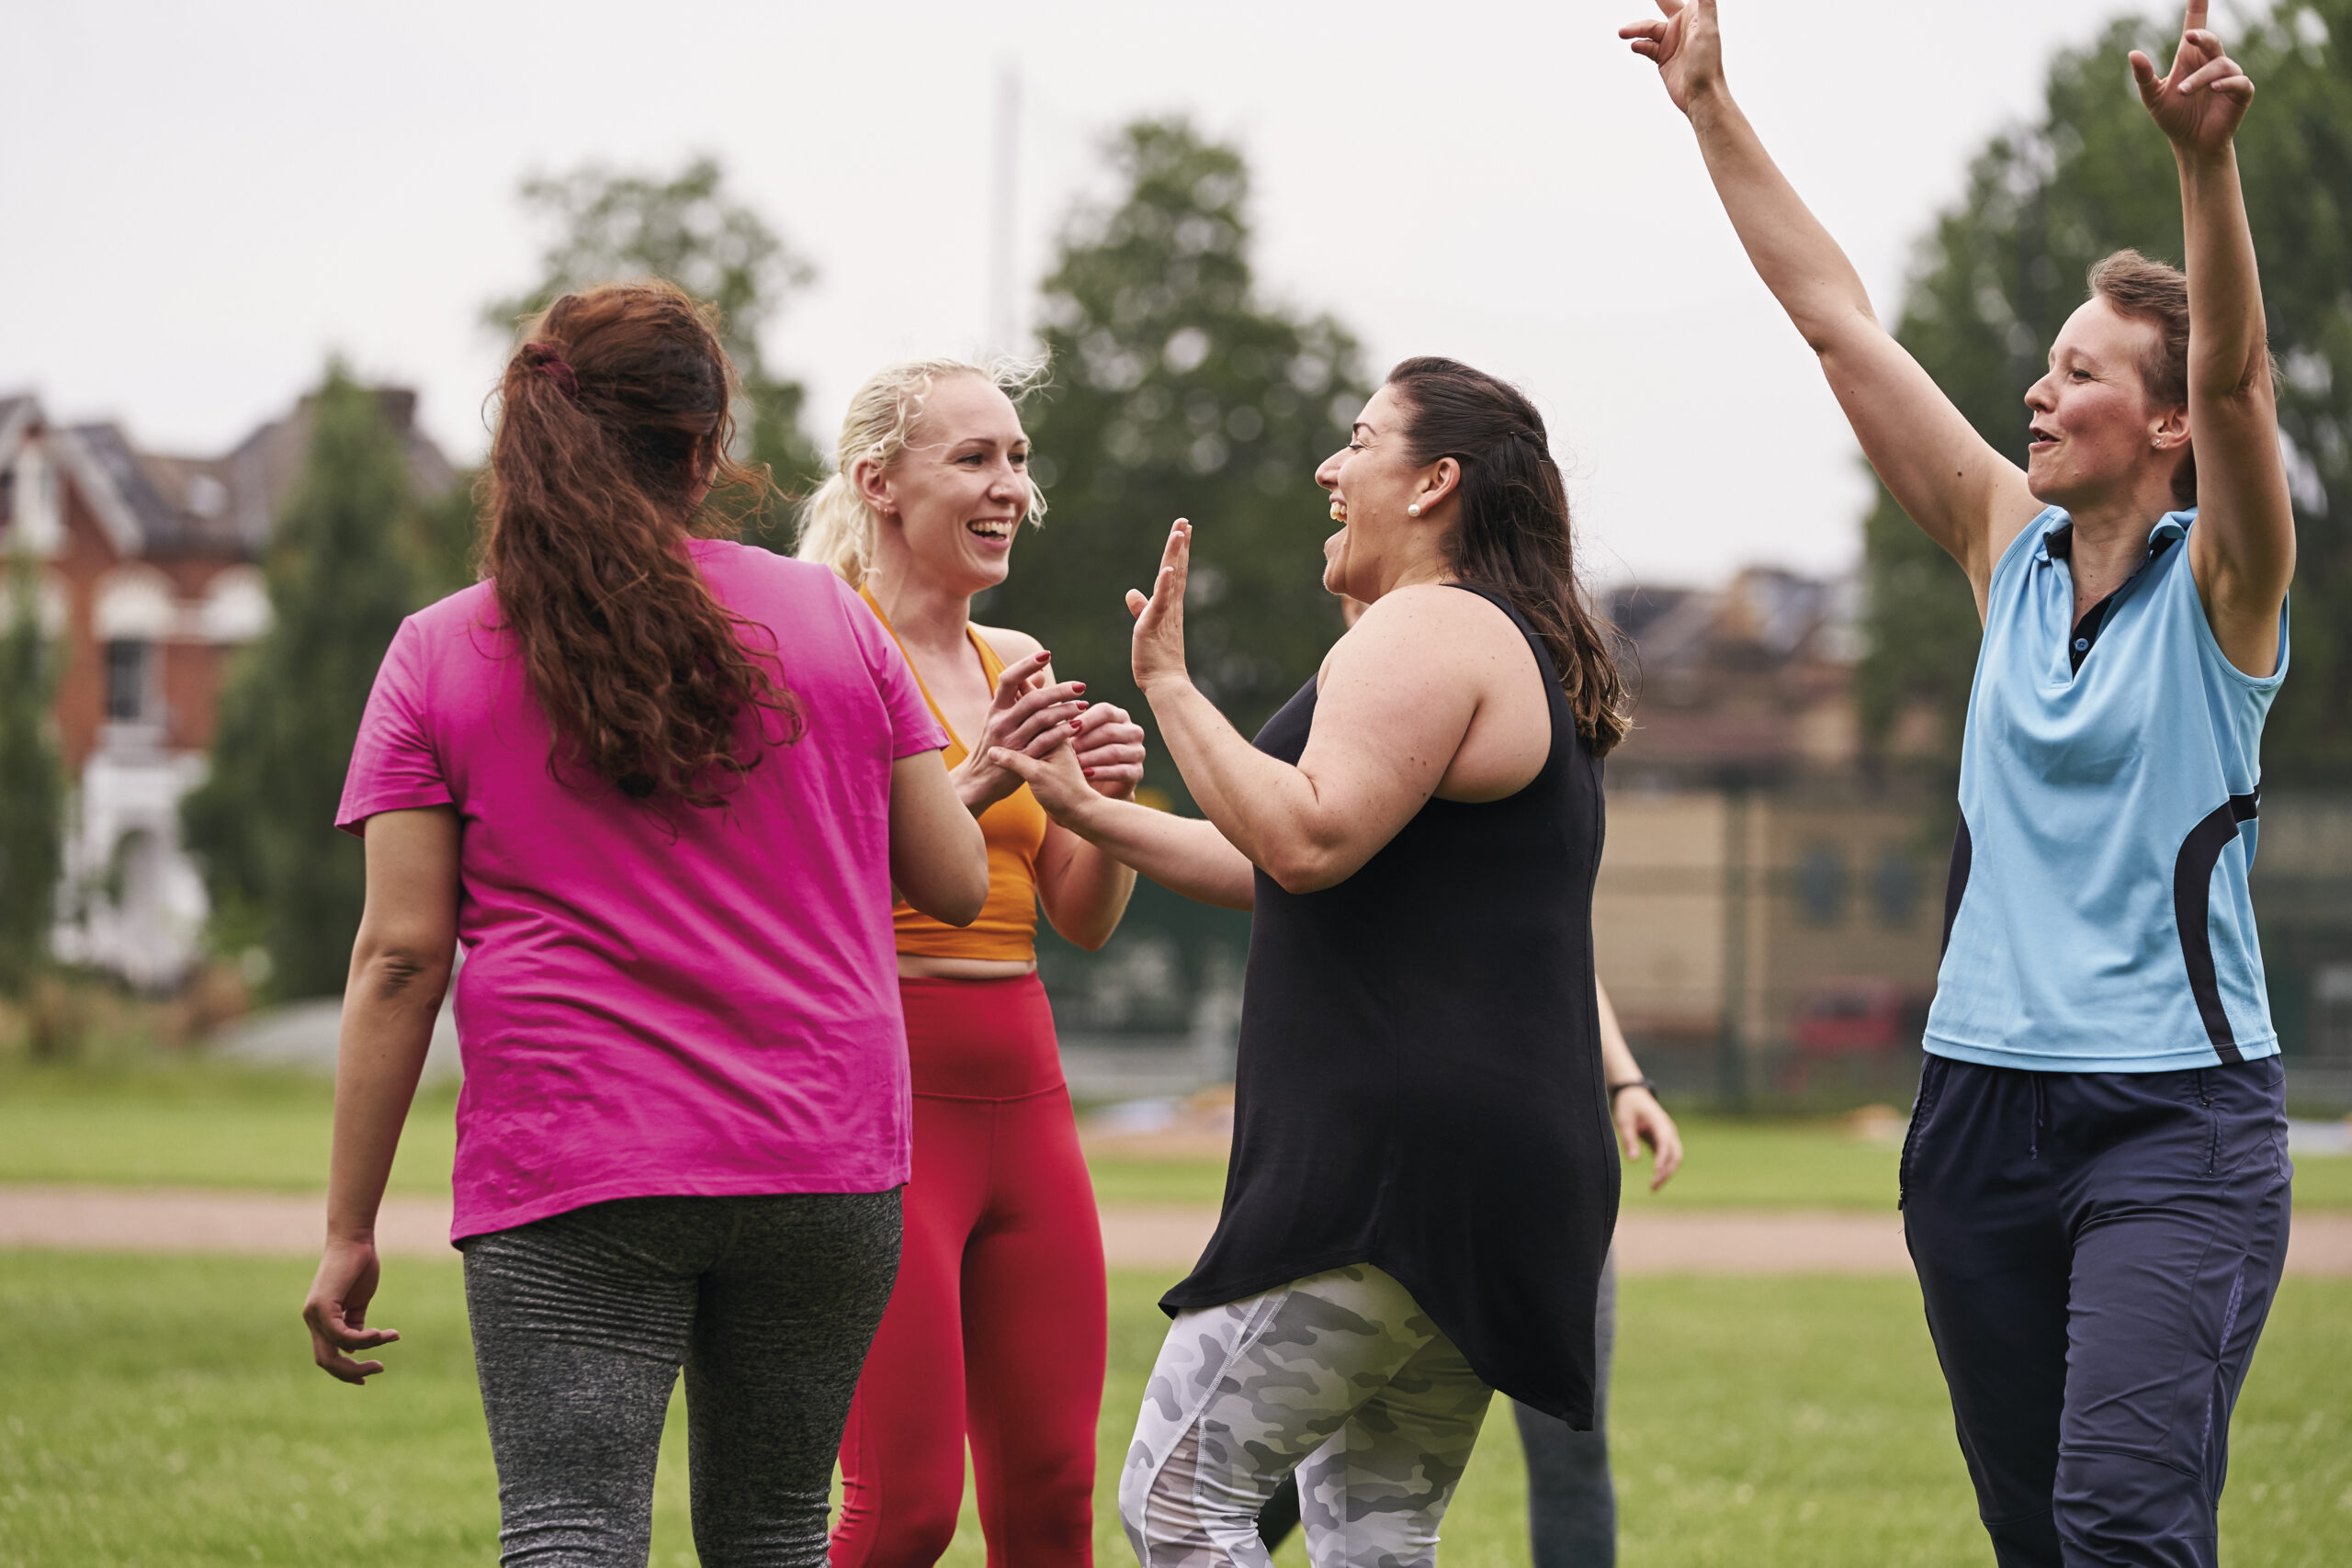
top-left (1444, 581), bottom-right (1562, 685)
top-left (967, 625), bottom-right (1010, 686)
top-left (860, 583), bottom-right (990, 753)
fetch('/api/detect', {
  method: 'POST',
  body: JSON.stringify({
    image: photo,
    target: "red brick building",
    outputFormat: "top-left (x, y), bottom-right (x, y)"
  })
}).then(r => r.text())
top-left (0, 389), bottom-right (453, 986)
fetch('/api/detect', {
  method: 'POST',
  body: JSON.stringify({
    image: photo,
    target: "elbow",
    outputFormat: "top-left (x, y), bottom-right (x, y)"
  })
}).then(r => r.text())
top-left (1263, 842), bottom-right (1350, 897)
top-left (1067, 925), bottom-right (1114, 953)
top-left (1798, 299), bottom-right (1879, 361)
top-left (928, 872), bottom-right (989, 930)
top-left (351, 941), bottom-right (453, 1007)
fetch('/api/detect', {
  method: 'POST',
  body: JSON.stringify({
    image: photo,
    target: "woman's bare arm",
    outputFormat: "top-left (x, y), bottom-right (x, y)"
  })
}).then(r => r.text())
top-left (997, 737), bottom-right (1257, 911)
top-left (2132, 6), bottom-right (2295, 675)
top-left (1035, 700), bottom-right (1147, 948)
top-left (1596, 979), bottom-right (1682, 1190)
top-left (1623, 0), bottom-right (2040, 606)
top-left (1101, 523), bottom-right (1498, 895)
top-left (303, 807), bottom-right (459, 1383)
top-left (889, 750), bottom-right (989, 926)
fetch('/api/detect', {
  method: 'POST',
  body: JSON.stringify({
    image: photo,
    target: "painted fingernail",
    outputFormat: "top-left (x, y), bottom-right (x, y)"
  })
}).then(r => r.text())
top-left (1069, 719), bottom-right (1084, 730)
top-left (1082, 768), bottom-right (1096, 777)
top-left (1073, 682), bottom-right (1087, 694)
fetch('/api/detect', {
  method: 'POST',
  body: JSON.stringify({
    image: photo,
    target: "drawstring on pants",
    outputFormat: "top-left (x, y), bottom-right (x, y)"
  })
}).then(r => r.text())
top-left (2030, 1074), bottom-right (2047, 1161)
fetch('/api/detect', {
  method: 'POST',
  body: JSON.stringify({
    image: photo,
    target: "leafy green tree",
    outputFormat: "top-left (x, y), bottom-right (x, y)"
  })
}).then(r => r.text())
top-left (0, 552), bottom-right (64, 991)
top-left (487, 154), bottom-right (820, 548)
top-left (995, 118), bottom-right (1373, 762)
top-left (413, 469), bottom-right (481, 599)
top-left (1860, 3), bottom-right (2352, 783)
top-left (183, 366), bottom-right (425, 998)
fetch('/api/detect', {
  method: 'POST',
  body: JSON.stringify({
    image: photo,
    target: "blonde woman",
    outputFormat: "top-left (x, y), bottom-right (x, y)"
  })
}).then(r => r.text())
top-left (800, 358), bottom-right (1144, 1566)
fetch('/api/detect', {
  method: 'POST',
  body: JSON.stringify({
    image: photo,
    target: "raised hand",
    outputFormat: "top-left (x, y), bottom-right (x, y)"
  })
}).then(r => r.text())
top-left (956, 650), bottom-right (1086, 813)
top-left (1125, 520), bottom-right (1193, 696)
top-left (1069, 702), bottom-right (1148, 799)
top-left (2131, 3), bottom-right (2254, 154)
top-left (1620, 0), bottom-right (1724, 115)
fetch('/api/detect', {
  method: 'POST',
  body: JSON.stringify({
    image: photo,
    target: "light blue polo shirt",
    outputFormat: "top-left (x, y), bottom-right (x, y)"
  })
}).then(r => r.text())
top-left (1925, 506), bottom-right (2288, 1072)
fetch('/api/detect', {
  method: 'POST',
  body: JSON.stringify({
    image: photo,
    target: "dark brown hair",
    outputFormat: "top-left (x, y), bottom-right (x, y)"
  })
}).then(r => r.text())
top-left (483, 279), bottom-right (798, 807)
top-left (2087, 250), bottom-right (2196, 508)
top-left (1384, 355), bottom-right (1630, 755)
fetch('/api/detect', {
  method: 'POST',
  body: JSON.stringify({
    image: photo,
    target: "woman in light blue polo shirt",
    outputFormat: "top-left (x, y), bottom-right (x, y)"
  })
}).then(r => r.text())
top-left (1624, 3), bottom-right (2292, 1562)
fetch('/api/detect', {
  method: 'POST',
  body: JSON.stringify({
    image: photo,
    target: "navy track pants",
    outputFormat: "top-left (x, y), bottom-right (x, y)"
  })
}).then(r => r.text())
top-left (1901, 1054), bottom-right (2290, 1567)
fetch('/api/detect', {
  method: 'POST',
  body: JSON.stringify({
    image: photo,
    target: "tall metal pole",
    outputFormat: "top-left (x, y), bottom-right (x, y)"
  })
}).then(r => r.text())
top-left (1717, 783), bottom-right (1752, 1108)
top-left (987, 62), bottom-right (1022, 355)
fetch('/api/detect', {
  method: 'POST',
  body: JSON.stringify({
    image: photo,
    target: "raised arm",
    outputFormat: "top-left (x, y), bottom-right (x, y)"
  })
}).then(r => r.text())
top-left (2132, 5), bottom-right (2294, 676)
top-left (994, 736), bottom-right (1259, 912)
top-left (1622, 0), bottom-right (2040, 604)
top-left (1083, 523), bottom-right (1493, 897)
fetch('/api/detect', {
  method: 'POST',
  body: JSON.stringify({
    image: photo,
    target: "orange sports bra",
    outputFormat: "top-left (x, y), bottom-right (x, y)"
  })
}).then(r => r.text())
top-left (860, 586), bottom-right (1049, 962)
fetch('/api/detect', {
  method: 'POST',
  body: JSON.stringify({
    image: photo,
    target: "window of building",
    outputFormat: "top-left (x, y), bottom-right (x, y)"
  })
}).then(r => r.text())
top-left (1796, 843), bottom-right (1848, 926)
top-left (105, 639), bottom-right (154, 722)
top-left (1874, 846), bottom-right (1921, 928)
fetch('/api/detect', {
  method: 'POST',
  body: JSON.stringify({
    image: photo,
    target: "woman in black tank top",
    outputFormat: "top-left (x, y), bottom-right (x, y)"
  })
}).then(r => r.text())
top-left (994, 356), bottom-right (1629, 1563)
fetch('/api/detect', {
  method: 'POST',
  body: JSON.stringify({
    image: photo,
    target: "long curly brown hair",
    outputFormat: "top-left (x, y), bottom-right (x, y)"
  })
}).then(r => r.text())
top-left (483, 280), bottom-right (800, 807)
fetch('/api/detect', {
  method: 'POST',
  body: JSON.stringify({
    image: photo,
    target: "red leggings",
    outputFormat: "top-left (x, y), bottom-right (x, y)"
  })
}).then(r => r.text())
top-left (831, 974), bottom-right (1106, 1567)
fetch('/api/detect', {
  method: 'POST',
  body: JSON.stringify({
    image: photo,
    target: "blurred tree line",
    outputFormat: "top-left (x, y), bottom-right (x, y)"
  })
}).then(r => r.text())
top-left (1860, 1), bottom-right (2352, 783)
top-left (0, 554), bottom-right (65, 993)
top-left (172, 0), bottom-right (2352, 1005)
top-left (992, 118), bottom-right (1370, 752)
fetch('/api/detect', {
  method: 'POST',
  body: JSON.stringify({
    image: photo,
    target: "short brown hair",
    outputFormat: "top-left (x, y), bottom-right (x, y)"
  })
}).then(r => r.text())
top-left (2086, 250), bottom-right (2195, 507)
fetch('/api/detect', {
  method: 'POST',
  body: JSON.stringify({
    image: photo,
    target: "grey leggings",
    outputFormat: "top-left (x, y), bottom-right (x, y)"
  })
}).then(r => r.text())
top-left (458, 1190), bottom-right (901, 1568)
top-left (1510, 1247), bottom-right (1619, 1568)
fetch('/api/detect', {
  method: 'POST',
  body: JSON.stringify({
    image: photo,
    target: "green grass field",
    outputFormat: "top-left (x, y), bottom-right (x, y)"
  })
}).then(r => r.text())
top-left (2, 1254), bottom-right (2346, 1567)
top-left (6, 1060), bottom-right (2351, 1212)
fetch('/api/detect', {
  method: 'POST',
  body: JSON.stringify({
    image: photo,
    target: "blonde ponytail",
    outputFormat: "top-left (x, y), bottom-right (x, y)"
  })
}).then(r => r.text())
top-left (797, 355), bottom-right (1051, 587)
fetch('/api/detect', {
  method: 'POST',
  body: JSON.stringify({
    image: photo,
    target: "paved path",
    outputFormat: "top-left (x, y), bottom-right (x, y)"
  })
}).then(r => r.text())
top-left (4, 1186), bottom-right (2349, 1276)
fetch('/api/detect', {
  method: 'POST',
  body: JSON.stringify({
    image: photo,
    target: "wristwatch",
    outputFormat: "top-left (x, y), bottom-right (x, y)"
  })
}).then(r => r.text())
top-left (1607, 1077), bottom-right (1657, 1102)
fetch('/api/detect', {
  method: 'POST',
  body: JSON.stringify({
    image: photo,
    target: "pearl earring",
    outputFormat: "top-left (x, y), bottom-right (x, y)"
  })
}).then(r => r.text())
top-left (1407, 502), bottom-right (1422, 517)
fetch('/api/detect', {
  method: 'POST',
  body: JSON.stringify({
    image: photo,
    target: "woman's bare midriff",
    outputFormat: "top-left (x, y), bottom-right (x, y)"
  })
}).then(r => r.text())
top-left (898, 953), bottom-right (1037, 980)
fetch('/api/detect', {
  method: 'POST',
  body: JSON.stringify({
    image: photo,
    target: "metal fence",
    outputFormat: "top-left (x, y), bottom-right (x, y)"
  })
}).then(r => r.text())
top-left (1041, 787), bottom-right (2352, 1113)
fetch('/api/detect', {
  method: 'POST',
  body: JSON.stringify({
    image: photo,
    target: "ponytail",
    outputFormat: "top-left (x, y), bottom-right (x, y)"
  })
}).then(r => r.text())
top-left (1385, 356), bottom-right (1630, 756)
top-left (483, 279), bottom-right (800, 807)
top-left (797, 355), bottom-right (1051, 587)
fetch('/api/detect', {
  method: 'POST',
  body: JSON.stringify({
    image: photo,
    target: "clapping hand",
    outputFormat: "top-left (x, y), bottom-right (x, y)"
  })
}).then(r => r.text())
top-left (2132, 3), bottom-right (2254, 154)
top-left (1069, 703), bottom-right (1148, 799)
top-left (956, 650), bottom-right (1088, 814)
top-left (987, 734), bottom-right (1106, 829)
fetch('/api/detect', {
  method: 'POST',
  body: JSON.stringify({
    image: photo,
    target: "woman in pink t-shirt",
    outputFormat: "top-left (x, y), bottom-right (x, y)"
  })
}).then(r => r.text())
top-left (300, 281), bottom-right (1070, 1564)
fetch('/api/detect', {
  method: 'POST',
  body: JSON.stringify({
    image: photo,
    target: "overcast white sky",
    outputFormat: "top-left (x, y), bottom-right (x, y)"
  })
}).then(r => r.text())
top-left (6, 0), bottom-right (2180, 589)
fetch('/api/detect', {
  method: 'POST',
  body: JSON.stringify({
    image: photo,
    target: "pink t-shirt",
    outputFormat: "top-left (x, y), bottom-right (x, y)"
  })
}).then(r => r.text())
top-left (336, 541), bottom-right (948, 1242)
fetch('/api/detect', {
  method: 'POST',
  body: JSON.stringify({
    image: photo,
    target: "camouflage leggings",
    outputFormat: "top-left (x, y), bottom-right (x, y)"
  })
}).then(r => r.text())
top-left (1119, 1263), bottom-right (1492, 1568)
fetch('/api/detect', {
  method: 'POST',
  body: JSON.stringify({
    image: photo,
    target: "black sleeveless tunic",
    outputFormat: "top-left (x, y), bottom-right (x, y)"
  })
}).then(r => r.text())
top-left (1159, 583), bottom-right (1620, 1427)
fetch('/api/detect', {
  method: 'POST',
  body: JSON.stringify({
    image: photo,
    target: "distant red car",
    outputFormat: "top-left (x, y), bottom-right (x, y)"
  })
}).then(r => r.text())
top-left (1792, 979), bottom-right (1930, 1055)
